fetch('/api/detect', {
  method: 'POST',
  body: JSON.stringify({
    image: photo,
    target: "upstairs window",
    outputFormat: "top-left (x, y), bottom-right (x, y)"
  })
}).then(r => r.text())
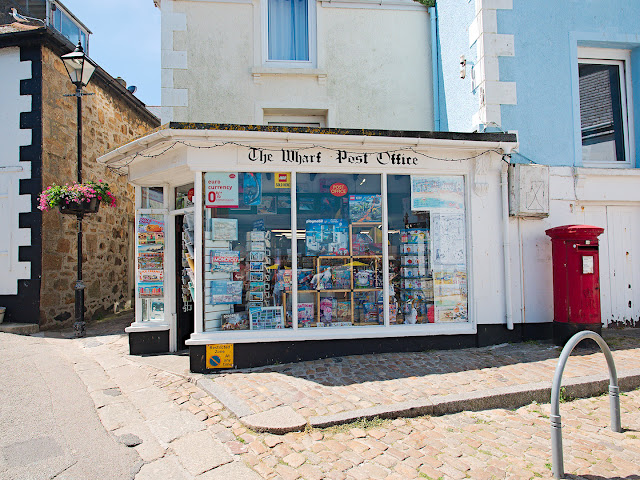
top-left (578, 48), bottom-right (633, 167)
top-left (264, 0), bottom-right (315, 66)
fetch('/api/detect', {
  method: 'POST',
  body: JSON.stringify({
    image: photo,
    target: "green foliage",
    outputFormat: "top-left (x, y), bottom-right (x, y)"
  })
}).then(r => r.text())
top-left (413, 0), bottom-right (436, 7)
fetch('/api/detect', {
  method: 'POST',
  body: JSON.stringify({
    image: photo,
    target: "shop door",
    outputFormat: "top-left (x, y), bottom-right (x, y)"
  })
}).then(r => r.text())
top-left (175, 216), bottom-right (194, 349)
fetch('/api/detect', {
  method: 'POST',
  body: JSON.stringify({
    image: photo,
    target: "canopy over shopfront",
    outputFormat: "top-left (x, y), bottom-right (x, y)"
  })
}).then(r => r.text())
top-left (98, 123), bottom-right (518, 371)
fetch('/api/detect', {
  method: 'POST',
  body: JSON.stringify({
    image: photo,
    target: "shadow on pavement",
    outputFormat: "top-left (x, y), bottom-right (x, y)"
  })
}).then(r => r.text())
top-left (41, 310), bottom-right (134, 339)
top-left (220, 328), bottom-right (639, 387)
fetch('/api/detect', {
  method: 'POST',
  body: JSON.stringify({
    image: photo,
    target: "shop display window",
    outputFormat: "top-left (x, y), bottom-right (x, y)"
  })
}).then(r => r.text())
top-left (199, 171), bottom-right (470, 332)
top-left (175, 183), bottom-right (195, 210)
top-left (387, 175), bottom-right (468, 324)
top-left (141, 187), bottom-right (164, 209)
top-left (296, 173), bottom-right (384, 327)
top-left (203, 172), bottom-right (292, 331)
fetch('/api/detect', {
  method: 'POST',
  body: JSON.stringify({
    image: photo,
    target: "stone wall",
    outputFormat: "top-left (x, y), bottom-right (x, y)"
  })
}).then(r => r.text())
top-left (40, 45), bottom-right (158, 328)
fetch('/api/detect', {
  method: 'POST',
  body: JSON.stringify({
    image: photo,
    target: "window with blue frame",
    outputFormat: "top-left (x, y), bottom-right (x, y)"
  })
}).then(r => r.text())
top-left (268, 0), bottom-right (309, 62)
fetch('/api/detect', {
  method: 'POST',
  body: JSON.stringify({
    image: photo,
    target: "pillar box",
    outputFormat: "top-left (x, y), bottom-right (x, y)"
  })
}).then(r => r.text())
top-left (545, 225), bottom-right (604, 345)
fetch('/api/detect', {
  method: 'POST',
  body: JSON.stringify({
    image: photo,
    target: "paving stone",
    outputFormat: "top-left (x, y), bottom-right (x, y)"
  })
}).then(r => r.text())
top-left (283, 452), bottom-right (306, 468)
top-left (146, 410), bottom-right (205, 444)
top-left (241, 406), bottom-right (306, 434)
top-left (171, 430), bottom-right (232, 476)
top-left (135, 455), bottom-right (190, 480)
top-left (197, 460), bottom-right (263, 480)
top-left (117, 433), bottom-right (142, 447)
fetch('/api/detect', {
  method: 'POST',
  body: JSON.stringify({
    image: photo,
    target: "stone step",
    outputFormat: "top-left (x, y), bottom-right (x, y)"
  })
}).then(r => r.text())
top-left (0, 323), bottom-right (39, 335)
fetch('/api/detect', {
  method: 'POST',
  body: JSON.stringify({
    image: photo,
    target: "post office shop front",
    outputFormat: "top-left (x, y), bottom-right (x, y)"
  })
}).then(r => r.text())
top-left (98, 124), bottom-right (518, 371)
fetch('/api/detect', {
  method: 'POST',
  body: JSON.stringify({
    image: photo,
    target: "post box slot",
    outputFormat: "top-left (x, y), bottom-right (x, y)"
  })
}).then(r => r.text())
top-left (577, 245), bottom-right (598, 251)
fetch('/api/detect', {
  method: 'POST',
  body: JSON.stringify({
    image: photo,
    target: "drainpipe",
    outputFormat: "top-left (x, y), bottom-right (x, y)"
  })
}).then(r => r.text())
top-left (429, 6), bottom-right (440, 131)
top-left (501, 161), bottom-right (514, 330)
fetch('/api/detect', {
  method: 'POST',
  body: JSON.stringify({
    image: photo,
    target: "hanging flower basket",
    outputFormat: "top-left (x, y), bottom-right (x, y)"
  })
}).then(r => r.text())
top-left (38, 180), bottom-right (116, 214)
top-left (58, 197), bottom-right (101, 215)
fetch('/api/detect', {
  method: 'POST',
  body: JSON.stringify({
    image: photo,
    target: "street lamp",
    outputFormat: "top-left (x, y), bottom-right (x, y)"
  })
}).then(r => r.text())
top-left (61, 41), bottom-right (96, 337)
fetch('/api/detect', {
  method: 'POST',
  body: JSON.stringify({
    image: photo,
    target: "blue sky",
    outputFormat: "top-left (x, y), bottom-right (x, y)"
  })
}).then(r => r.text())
top-left (61, 0), bottom-right (161, 107)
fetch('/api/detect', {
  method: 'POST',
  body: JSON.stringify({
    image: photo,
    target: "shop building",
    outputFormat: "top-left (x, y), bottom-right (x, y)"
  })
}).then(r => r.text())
top-left (98, 123), bottom-right (520, 370)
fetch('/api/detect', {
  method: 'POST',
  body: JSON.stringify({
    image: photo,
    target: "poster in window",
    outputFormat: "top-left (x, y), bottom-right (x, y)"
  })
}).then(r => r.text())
top-left (204, 172), bottom-right (239, 208)
top-left (305, 219), bottom-right (349, 256)
top-left (250, 306), bottom-right (284, 330)
top-left (208, 280), bottom-right (243, 304)
top-left (433, 267), bottom-right (467, 323)
top-left (243, 173), bottom-right (262, 206)
top-left (431, 213), bottom-right (466, 265)
top-left (410, 176), bottom-right (464, 212)
top-left (349, 194), bottom-right (382, 222)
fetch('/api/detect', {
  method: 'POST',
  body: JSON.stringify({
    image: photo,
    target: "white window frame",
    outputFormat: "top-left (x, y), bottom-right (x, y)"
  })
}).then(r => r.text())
top-left (577, 47), bottom-right (635, 168)
top-left (261, 0), bottom-right (317, 68)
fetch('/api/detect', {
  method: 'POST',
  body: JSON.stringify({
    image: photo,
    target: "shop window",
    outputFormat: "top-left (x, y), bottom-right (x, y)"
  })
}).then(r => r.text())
top-left (387, 175), bottom-right (468, 324)
top-left (175, 183), bottom-right (195, 210)
top-left (296, 173), bottom-right (383, 327)
top-left (203, 172), bottom-right (292, 331)
top-left (137, 213), bottom-right (166, 322)
top-left (578, 48), bottom-right (633, 167)
top-left (141, 186), bottom-right (164, 209)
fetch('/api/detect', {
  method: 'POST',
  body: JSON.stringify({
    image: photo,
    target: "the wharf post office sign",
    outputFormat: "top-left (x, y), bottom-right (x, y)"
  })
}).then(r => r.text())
top-left (246, 148), bottom-right (419, 167)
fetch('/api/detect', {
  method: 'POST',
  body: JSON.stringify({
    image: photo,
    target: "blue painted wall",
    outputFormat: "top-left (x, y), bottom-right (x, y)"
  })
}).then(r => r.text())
top-left (437, 0), bottom-right (640, 167)
top-left (433, 0), bottom-right (478, 133)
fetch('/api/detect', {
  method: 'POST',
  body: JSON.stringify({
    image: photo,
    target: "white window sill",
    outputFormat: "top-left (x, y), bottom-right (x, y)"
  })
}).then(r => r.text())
top-left (251, 66), bottom-right (327, 85)
top-left (185, 322), bottom-right (476, 345)
top-left (577, 164), bottom-right (637, 174)
top-left (125, 322), bottom-right (171, 333)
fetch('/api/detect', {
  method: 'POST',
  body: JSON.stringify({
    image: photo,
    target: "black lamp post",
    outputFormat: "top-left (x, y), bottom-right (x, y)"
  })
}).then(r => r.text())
top-left (61, 41), bottom-right (96, 337)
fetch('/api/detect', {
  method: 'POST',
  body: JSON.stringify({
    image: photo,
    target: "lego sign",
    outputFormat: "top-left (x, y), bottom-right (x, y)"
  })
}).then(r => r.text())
top-left (206, 344), bottom-right (234, 368)
top-left (275, 172), bottom-right (291, 188)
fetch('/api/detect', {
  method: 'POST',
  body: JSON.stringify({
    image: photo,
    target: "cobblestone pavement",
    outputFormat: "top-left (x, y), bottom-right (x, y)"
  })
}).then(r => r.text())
top-left (149, 347), bottom-right (640, 480)
top-left (208, 331), bottom-right (640, 420)
top-left (41, 321), bottom-right (640, 479)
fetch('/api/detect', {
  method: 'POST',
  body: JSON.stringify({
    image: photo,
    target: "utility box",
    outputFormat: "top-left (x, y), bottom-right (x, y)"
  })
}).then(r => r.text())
top-left (509, 163), bottom-right (549, 217)
top-left (545, 225), bottom-right (604, 345)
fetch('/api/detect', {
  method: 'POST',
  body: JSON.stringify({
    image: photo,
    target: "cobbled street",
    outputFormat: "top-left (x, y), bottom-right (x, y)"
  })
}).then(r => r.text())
top-left (2, 318), bottom-right (639, 480)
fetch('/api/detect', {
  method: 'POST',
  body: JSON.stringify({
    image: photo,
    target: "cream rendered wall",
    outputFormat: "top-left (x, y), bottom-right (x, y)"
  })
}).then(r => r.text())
top-left (160, 0), bottom-right (432, 130)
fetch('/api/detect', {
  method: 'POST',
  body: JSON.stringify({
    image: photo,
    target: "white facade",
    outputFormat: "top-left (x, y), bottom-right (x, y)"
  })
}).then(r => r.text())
top-left (157, 0), bottom-right (433, 130)
top-left (511, 168), bottom-right (640, 327)
top-left (99, 126), bottom-right (518, 353)
top-left (0, 47), bottom-right (33, 295)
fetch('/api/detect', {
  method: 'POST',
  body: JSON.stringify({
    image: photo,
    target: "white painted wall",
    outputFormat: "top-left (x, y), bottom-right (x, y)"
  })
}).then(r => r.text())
top-left (158, 0), bottom-right (433, 130)
top-left (0, 47), bottom-right (33, 295)
top-left (513, 167), bottom-right (640, 327)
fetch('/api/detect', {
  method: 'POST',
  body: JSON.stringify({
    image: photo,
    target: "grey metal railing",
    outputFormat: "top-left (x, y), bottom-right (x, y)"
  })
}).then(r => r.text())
top-left (550, 330), bottom-right (621, 479)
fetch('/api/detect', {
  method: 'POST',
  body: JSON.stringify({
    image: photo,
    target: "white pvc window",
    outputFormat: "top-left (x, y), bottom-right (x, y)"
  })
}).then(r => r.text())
top-left (262, 0), bottom-right (317, 67)
top-left (578, 48), bottom-right (634, 167)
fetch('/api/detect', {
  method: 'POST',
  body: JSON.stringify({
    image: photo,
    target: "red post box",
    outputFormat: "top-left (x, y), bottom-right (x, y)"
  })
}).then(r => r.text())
top-left (545, 225), bottom-right (604, 345)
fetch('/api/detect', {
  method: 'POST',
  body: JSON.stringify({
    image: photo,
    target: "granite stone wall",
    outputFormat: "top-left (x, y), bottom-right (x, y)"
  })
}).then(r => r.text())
top-left (39, 45), bottom-right (157, 328)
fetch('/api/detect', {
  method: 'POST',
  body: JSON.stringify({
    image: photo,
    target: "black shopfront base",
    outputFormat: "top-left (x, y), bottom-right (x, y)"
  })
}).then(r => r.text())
top-left (553, 321), bottom-right (602, 347)
top-left (129, 330), bottom-right (170, 355)
top-left (189, 322), bottom-right (554, 373)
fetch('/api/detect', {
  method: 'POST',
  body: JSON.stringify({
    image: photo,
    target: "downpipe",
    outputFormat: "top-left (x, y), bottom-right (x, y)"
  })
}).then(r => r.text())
top-left (501, 162), bottom-right (514, 330)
